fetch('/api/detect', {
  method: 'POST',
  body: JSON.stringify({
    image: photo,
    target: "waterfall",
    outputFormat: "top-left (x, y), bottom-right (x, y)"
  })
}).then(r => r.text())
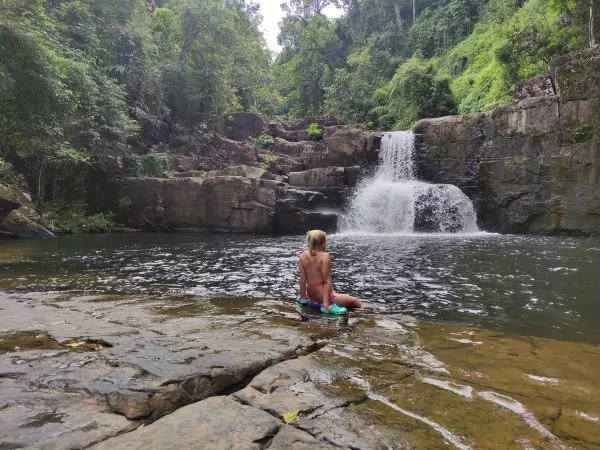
top-left (343, 131), bottom-right (479, 233)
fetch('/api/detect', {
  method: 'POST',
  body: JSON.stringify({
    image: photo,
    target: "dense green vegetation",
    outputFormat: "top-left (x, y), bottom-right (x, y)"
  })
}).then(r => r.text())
top-left (275, 0), bottom-right (591, 127)
top-left (0, 0), bottom-right (272, 208)
top-left (0, 0), bottom-right (595, 225)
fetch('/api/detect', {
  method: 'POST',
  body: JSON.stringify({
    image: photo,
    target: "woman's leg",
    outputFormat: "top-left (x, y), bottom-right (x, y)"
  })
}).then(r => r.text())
top-left (333, 293), bottom-right (363, 309)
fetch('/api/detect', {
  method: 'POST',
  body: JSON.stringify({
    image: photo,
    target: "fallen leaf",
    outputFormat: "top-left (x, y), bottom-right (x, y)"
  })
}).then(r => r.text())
top-left (282, 410), bottom-right (299, 424)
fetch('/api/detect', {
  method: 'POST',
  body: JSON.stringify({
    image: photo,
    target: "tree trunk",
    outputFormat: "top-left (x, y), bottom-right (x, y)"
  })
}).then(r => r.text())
top-left (394, 3), bottom-right (403, 32)
top-left (413, 0), bottom-right (416, 24)
top-left (590, 0), bottom-right (596, 48)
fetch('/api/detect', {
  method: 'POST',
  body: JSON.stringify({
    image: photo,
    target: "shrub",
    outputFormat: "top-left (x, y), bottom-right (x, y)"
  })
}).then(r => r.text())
top-left (260, 152), bottom-right (279, 170)
top-left (43, 203), bottom-right (116, 233)
top-left (307, 123), bottom-right (323, 141)
top-left (566, 122), bottom-right (594, 144)
top-left (251, 133), bottom-right (275, 149)
top-left (122, 153), bottom-right (169, 177)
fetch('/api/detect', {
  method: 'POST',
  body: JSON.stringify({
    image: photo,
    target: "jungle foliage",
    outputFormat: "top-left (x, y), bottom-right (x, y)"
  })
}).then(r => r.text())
top-left (0, 0), bottom-right (272, 206)
top-left (0, 0), bottom-right (594, 210)
top-left (275, 0), bottom-right (592, 128)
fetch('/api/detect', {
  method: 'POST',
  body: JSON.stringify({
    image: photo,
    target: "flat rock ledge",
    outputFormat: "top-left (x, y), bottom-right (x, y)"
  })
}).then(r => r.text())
top-left (0, 293), bottom-right (324, 449)
top-left (1, 292), bottom-right (599, 449)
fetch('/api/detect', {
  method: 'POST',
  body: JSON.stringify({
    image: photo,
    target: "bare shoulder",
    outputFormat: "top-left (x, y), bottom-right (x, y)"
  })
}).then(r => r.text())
top-left (299, 250), bottom-right (309, 262)
top-left (319, 252), bottom-right (331, 263)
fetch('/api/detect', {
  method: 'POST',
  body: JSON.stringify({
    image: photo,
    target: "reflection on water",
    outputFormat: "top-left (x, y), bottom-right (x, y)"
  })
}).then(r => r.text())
top-left (0, 232), bottom-right (598, 343)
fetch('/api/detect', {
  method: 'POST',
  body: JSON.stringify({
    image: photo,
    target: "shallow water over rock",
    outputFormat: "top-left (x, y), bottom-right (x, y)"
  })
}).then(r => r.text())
top-left (1, 233), bottom-right (598, 343)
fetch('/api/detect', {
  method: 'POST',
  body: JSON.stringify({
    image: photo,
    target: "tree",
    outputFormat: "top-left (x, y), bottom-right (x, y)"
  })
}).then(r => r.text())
top-left (275, 12), bottom-right (344, 116)
top-left (281, 0), bottom-right (346, 19)
top-left (371, 58), bottom-right (456, 130)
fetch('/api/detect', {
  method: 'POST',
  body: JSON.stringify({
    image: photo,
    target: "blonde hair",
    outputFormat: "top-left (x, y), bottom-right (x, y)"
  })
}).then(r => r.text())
top-left (306, 230), bottom-right (327, 255)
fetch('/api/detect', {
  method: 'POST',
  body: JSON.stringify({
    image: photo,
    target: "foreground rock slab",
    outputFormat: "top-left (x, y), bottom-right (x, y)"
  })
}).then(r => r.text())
top-left (1, 292), bottom-right (599, 449)
top-left (0, 293), bottom-right (320, 448)
top-left (90, 396), bottom-right (336, 450)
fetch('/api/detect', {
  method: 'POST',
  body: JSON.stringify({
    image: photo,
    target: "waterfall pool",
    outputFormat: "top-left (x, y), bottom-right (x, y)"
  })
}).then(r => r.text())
top-left (1, 232), bottom-right (598, 344)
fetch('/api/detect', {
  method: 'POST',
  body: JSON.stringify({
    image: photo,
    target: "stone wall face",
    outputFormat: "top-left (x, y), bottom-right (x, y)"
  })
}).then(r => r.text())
top-left (117, 169), bottom-right (339, 234)
top-left (413, 48), bottom-right (600, 235)
top-left (413, 95), bottom-right (599, 234)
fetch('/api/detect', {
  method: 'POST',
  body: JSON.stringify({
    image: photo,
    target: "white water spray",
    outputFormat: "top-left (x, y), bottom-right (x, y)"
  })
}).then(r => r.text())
top-left (343, 131), bottom-right (478, 233)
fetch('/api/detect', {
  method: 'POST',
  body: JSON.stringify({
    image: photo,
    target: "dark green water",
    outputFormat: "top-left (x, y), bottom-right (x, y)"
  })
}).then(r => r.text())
top-left (0, 232), bottom-right (598, 343)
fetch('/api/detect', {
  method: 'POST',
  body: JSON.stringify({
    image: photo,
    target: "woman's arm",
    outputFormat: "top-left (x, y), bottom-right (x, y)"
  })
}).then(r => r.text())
top-left (320, 254), bottom-right (332, 308)
top-left (298, 259), bottom-right (307, 298)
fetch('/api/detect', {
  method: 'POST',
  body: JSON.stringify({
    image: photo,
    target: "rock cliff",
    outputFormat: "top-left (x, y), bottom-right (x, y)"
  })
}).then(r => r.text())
top-left (413, 48), bottom-right (600, 235)
top-left (116, 115), bottom-right (381, 234)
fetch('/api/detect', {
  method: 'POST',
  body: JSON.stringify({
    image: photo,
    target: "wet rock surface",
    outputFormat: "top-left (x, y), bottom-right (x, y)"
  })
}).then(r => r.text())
top-left (1, 291), bottom-right (598, 449)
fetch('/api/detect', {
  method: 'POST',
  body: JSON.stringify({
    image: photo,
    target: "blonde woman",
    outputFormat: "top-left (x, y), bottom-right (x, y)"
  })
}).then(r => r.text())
top-left (298, 230), bottom-right (363, 314)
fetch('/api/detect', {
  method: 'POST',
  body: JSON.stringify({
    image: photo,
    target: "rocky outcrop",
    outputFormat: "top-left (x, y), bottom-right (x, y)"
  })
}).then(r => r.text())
top-left (200, 112), bottom-right (268, 141)
top-left (117, 167), bottom-right (338, 233)
top-left (200, 135), bottom-right (258, 169)
top-left (516, 74), bottom-right (556, 101)
top-left (111, 110), bottom-right (381, 235)
top-left (206, 165), bottom-right (276, 180)
top-left (413, 49), bottom-right (600, 235)
top-left (0, 293), bottom-right (321, 448)
top-left (0, 184), bottom-right (54, 238)
top-left (223, 112), bottom-right (268, 141)
top-left (288, 166), bottom-right (361, 189)
top-left (167, 154), bottom-right (203, 173)
top-left (0, 196), bottom-right (19, 225)
top-left (119, 176), bottom-right (279, 233)
top-left (1, 210), bottom-right (55, 238)
top-left (269, 128), bottom-right (380, 171)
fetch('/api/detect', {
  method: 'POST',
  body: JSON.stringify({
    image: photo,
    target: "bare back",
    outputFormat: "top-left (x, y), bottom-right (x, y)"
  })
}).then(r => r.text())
top-left (299, 250), bottom-right (332, 301)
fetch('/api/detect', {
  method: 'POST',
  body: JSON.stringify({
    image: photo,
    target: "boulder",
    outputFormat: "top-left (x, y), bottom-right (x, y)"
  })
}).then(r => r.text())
top-left (205, 165), bottom-right (275, 180)
top-left (197, 113), bottom-right (226, 136)
top-left (288, 166), bottom-right (362, 189)
top-left (303, 127), bottom-right (381, 168)
top-left (257, 150), bottom-right (304, 175)
top-left (0, 184), bottom-right (51, 238)
top-left (1, 210), bottom-right (55, 238)
top-left (268, 123), bottom-right (309, 141)
top-left (223, 112), bottom-right (268, 141)
top-left (289, 167), bottom-right (345, 188)
top-left (168, 136), bottom-right (258, 172)
top-left (272, 138), bottom-right (319, 159)
top-left (271, 128), bottom-right (380, 170)
top-left (0, 183), bottom-right (39, 223)
top-left (208, 135), bottom-right (258, 168)
top-left (167, 154), bottom-right (203, 173)
top-left (0, 196), bottom-right (19, 224)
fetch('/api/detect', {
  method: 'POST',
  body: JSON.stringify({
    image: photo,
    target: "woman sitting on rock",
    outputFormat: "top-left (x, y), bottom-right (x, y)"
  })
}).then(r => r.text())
top-left (298, 229), bottom-right (363, 314)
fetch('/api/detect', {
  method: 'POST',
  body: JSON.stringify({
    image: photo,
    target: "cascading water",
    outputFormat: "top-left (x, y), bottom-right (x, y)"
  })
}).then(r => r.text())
top-left (343, 131), bottom-right (479, 233)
